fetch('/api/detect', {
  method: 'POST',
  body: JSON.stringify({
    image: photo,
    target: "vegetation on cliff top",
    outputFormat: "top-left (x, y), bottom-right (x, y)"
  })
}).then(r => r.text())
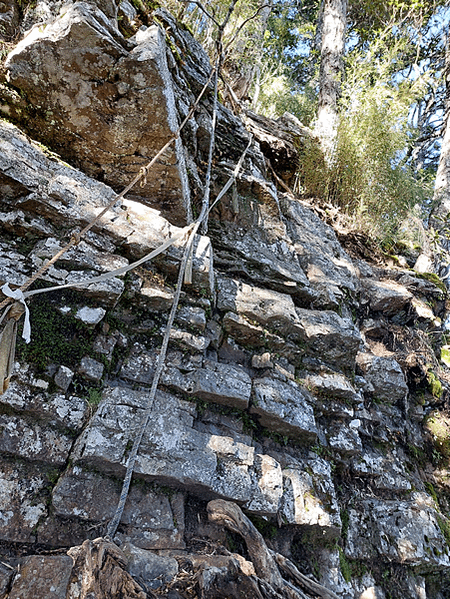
top-left (160, 0), bottom-right (448, 251)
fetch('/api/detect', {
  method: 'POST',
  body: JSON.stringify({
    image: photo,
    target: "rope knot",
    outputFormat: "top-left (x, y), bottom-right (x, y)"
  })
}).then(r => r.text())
top-left (71, 231), bottom-right (81, 245)
top-left (139, 165), bottom-right (148, 188)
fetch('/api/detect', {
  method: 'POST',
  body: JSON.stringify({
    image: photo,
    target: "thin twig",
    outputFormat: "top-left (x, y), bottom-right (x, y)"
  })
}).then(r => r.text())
top-left (223, 3), bottom-right (272, 55)
top-left (177, 0), bottom-right (220, 27)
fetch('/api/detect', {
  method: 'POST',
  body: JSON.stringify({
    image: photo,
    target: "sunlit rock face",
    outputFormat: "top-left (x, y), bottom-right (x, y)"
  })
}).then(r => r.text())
top-left (5, 3), bottom-right (191, 225)
top-left (0, 2), bottom-right (450, 598)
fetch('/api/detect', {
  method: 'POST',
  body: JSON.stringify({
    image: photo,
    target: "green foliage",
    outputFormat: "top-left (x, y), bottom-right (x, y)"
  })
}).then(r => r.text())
top-left (424, 481), bottom-right (439, 504)
top-left (88, 387), bottom-right (103, 406)
top-left (299, 35), bottom-right (433, 246)
top-left (441, 346), bottom-right (450, 368)
top-left (256, 74), bottom-right (317, 126)
top-left (340, 508), bottom-right (350, 542)
top-left (437, 514), bottom-right (450, 547)
top-left (338, 546), bottom-right (352, 582)
top-left (427, 371), bottom-right (443, 399)
top-left (249, 514), bottom-right (278, 540)
top-left (414, 271), bottom-right (447, 295)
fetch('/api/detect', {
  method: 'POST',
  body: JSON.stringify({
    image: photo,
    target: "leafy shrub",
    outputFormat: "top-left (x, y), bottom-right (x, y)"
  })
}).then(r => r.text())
top-left (299, 36), bottom-right (433, 247)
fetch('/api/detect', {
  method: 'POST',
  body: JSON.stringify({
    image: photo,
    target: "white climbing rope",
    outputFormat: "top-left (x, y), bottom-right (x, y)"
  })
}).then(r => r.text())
top-left (106, 134), bottom-right (253, 540)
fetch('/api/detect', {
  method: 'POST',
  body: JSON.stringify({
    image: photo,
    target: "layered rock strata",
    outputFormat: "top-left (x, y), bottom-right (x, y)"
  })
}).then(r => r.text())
top-left (0, 2), bottom-right (449, 599)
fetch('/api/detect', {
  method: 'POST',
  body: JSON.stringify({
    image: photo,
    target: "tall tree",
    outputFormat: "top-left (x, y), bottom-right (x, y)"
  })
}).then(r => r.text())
top-left (430, 23), bottom-right (450, 252)
top-left (314, 0), bottom-right (347, 157)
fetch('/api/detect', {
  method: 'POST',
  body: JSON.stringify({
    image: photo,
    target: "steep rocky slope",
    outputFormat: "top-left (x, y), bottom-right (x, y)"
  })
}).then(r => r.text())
top-left (0, 2), bottom-right (450, 598)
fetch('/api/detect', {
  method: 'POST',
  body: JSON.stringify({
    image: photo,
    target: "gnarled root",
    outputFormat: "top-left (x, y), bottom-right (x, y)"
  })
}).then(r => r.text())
top-left (207, 499), bottom-right (339, 599)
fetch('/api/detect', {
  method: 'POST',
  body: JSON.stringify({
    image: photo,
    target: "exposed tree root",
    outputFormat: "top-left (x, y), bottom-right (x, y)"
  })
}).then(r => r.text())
top-left (207, 499), bottom-right (339, 599)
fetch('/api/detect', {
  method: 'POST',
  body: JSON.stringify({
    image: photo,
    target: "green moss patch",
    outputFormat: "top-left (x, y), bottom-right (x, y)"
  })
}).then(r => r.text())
top-left (415, 272), bottom-right (447, 295)
top-left (427, 371), bottom-right (443, 399)
top-left (441, 346), bottom-right (450, 368)
top-left (425, 411), bottom-right (450, 460)
top-left (16, 293), bottom-right (95, 371)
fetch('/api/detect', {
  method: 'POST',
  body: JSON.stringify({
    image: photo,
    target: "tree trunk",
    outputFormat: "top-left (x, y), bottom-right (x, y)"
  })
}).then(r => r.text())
top-left (314, 0), bottom-right (347, 158)
top-left (223, 0), bottom-right (273, 104)
top-left (431, 24), bottom-right (450, 233)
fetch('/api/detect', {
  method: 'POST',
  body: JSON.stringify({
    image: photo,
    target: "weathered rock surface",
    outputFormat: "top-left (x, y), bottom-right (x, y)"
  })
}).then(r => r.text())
top-left (345, 495), bottom-right (450, 568)
top-left (356, 352), bottom-right (408, 403)
top-left (52, 466), bottom-right (185, 549)
top-left (72, 386), bottom-right (287, 516)
top-left (282, 197), bottom-right (360, 309)
top-left (250, 377), bottom-right (317, 441)
top-left (0, 3), bottom-right (449, 598)
top-left (361, 278), bottom-right (413, 315)
top-left (281, 458), bottom-right (341, 533)
top-left (8, 555), bottom-right (73, 599)
top-left (4, 3), bottom-right (191, 225)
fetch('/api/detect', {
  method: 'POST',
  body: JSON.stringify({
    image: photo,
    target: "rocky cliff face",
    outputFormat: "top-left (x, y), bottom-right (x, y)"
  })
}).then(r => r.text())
top-left (0, 2), bottom-right (450, 599)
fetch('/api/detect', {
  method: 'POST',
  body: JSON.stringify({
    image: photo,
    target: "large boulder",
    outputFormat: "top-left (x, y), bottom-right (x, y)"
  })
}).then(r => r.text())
top-left (4, 2), bottom-right (191, 226)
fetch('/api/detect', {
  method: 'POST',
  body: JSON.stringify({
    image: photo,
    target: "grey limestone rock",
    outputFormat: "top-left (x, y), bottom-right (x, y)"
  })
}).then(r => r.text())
top-left (188, 360), bottom-right (252, 409)
top-left (356, 352), bottom-right (408, 403)
top-left (52, 466), bottom-right (185, 549)
top-left (175, 305), bottom-right (207, 332)
top-left (361, 278), bottom-right (413, 315)
top-left (1, 382), bottom-right (88, 431)
top-left (326, 421), bottom-right (363, 456)
top-left (0, 0), bottom-right (19, 41)
top-left (72, 386), bottom-right (288, 516)
top-left (212, 225), bottom-right (316, 303)
top-left (8, 555), bottom-right (73, 599)
top-left (0, 461), bottom-right (49, 543)
top-left (74, 306), bottom-right (106, 325)
top-left (0, 209), bottom-right (54, 237)
top-left (280, 457), bottom-right (341, 534)
top-left (0, 561), bottom-right (14, 598)
top-left (5, 4), bottom-right (191, 225)
top-left (0, 415), bottom-right (73, 465)
top-left (250, 377), bottom-right (317, 441)
top-left (121, 543), bottom-right (178, 589)
top-left (168, 327), bottom-right (210, 353)
top-left (0, 244), bottom-right (30, 287)
top-left (31, 238), bottom-right (129, 274)
top-left (218, 277), bottom-right (361, 371)
top-left (346, 494), bottom-right (450, 568)
top-left (282, 197), bottom-right (360, 309)
top-left (78, 356), bottom-right (104, 382)
top-left (54, 365), bottom-right (74, 392)
top-left (302, 372), bottom-right (361, 403)
top-left (294, 307), bottom-right (362, 372)
top-left (217, 276), bottom-right (298, 331)
top-left (93, 334), bottom-right (117, 360)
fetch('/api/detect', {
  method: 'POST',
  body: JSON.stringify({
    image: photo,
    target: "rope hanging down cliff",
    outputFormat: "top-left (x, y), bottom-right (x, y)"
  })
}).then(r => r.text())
top-left (0, 61), bottom-right (216, 316)
top-left (0, 35), bottom-right (219, 393)
top-left (106, 132), bottom-right (253, 541)
top-left (106, 0), bottom-right (245, 539)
